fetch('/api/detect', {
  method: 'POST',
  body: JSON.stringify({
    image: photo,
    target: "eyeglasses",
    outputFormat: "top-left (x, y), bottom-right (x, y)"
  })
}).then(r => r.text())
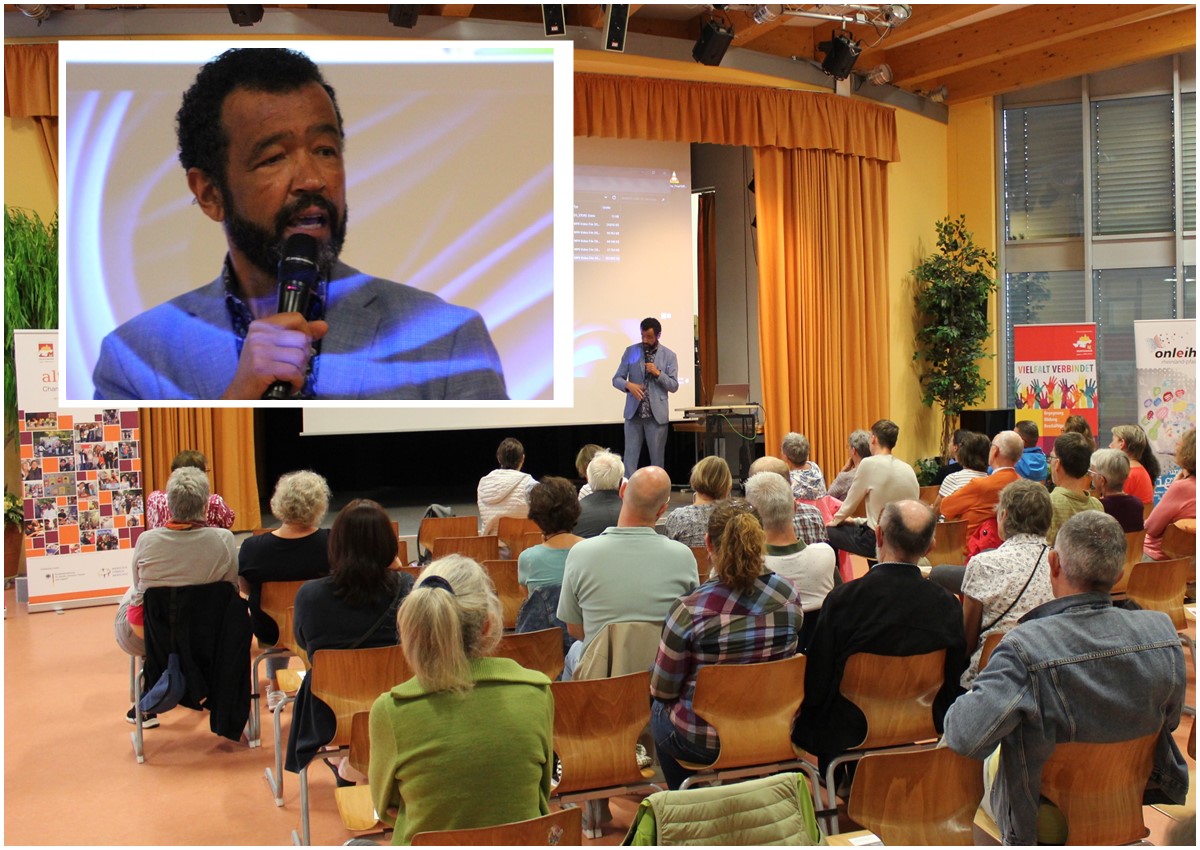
top-left (1049, 453), bottom-right (1059, 461)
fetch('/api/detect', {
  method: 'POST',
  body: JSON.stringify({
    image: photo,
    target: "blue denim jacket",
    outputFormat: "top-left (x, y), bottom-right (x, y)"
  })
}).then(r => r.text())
top-left (943, 592), bottom-right (1188, 846)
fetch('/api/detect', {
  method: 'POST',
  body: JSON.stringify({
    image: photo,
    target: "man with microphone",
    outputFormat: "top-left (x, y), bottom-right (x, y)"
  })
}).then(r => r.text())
top-left (613, 318), bottom-right (679, 479)
top-left (92, 47), bottom-right (507, 401)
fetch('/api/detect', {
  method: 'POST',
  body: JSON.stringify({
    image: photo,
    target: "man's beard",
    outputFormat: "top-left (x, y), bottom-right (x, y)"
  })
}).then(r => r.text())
top-left (223, 189), bottom-right (348, 283)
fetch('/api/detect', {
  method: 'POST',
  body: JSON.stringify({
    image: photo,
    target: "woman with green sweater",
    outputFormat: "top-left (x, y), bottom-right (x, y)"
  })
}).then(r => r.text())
top-left (368, 555), bottom-right (554, 845)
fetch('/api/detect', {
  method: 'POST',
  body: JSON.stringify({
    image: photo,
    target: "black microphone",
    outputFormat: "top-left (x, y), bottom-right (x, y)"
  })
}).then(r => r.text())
top-left (262, 233), bottom-right (321, 400)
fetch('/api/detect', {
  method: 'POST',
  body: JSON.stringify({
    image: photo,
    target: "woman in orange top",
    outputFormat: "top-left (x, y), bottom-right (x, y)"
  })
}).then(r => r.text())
top-left (1109, 424), bottom-right (1160, 505)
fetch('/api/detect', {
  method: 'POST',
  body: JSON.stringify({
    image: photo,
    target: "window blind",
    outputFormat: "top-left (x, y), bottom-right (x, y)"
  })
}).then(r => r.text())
top-left (1092, 96), bottom-right (1174, 235)
top-left (1182, 93), bottom-right (1195, 233)
top-left (1003, 104), bottom-right (1084, 240)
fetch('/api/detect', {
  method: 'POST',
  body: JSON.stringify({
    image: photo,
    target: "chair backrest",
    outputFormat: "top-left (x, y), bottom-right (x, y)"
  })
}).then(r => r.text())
top-left (395, 537), bottom-right (408, 567)
top-left (918, 485), bottom-right (940, 506)
top-left (347, 709), bottom-right (371, 775)
top-left (1040, 733), bottom-right (1157, 845)
top-left (308, 645), bottom-right (413, 746)
top-left (416, 515), bottom-right (477, 558)
top-left (847, 746), bottom-right (983, 845)
top-left (689, 546), bottom-right (710, 583)
top-left (550, 670), bottom-right (652, 795)
top-left (432, 535), bottom-right (500, 563)
top-left (258, 580), bottom-right (308, 648)
top-left (482, 559), bottom-right (527, 629)
top-left (494, 628), bottom-right (565, 681)
top-left (517, 530), bottom-right (543, 558)
top-left (498, 516), bottom-right (542, 559)
top-left (1161, 520), bottom-right (1196, 564)
top-left (1125, 557), bottom-right (1190, 631)
top-left (1143, 501), bottom-right (1154, 521)
top-left (398, 564), bottom-right (422, 583)
top-left (411, 808), bottom-right (583, 846)
top-left (690, 654), bottom-right (807, 770)
top-left (1110, 529), bottom-right (1148, 595)
top-left (284, 606), bottom-right (309, 668)
top-left (977, 630), bottom-right (1005, 672)
top-left (840, 649), bottom-right (946, 749)
top-left (926, 520), bottom-right (968, 567)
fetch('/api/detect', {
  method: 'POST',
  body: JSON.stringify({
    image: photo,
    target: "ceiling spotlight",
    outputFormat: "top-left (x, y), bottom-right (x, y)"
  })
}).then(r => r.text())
top-left (884, 4), bottom-right (912, 24)
top-left (865, 64), bottom-right (893, 86)
top-left (388, 5), bottom-right (420, 28)
top-left (817, 31), bottom-right (862, 81)
top-left (15, 4), bottom-right (51, 22)
top-left (227, 5), bottom-right (264, 27)
top-left (752, 4), bottom-right (782, 24)
top-left (929, 85), bottom-right (948, 103)
top-left (693, 18), bottom-right (735, 66)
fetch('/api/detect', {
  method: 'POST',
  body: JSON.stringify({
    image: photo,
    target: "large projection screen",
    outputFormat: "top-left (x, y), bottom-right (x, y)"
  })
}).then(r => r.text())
top-left (300, 135), bottom-right (697, 435)
top-left (59, 40), bottom-right (571, 404)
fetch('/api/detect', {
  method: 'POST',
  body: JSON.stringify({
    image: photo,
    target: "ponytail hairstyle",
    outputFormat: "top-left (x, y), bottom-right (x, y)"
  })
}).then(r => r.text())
top-left (398, 555), bottom-right (503, 694)
top-left (1112, 424), bottom-right (1160, 483)
top-left (706, 498), bottom-right (766, 594)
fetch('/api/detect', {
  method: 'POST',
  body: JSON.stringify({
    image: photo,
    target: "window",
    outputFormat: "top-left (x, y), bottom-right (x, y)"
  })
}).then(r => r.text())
top-left (1003, 104), bottom-right (1084, 240)
top-left (1182, 93), bottom-right (1195, 232)
top-left (1091, 95), bottom-right (1174, 235)
top-left (1004, 270), bottom-right (1087, 404)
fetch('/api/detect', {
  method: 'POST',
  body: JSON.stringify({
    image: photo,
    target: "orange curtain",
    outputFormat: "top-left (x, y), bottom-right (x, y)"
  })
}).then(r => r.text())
top-left (753, 147), bottom-right (891, 478)
top-left (696, 191), bottom-right (718, 406)
top-left (141, 408), bottom-right (261, 531)
top-left (4, 43), bottom-right (58, 180)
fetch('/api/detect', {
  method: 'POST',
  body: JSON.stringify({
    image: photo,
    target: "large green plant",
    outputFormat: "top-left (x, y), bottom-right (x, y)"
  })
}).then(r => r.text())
top-left (911, 215), bottom-right (997, 459)
top-left (4, 206), bottom-right (59, 441)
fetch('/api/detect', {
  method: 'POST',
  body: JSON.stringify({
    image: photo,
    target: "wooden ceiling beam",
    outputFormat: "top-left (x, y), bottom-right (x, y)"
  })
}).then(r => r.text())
top-left (430, 5), bottom-right (475, 18)
top-left (723, 9), bottom-right (790, 49)
top-left (887, 4), bottom-right (1191, 87)
top-left (939, 7), bottom-right (1196, 103)
top-left (868, 3), bottom-right (1000, 48)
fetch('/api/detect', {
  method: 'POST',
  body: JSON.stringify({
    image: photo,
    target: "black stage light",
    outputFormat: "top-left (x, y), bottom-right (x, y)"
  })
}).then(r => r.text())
top-left (387, 5), bottom-right (420, 29)
top-left (817, 30), bottom-right (862, 80)
top-left (693, 19), bottom-right (734, 67)
top-left (227, 5), bottom-right (264, 27)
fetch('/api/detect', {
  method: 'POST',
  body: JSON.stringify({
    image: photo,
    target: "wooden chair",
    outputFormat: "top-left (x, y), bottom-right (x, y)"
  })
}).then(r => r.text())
top-left (411, 808), bottom-right (583, 846)
top-left (494, 628), bottom-right (564, 680)
top-left (1109, 529), bottom-right (1147, 595)
top-left (249, 579), bottom-right (307, 748)
top-left (847, 746), bottom-right (984, 845)
top-left (517, 530), bottom-right (543, 558)
top-left (498, 516), bottom-right (541, 559)
top-left (398, 564), bottom-right (422, 583)
top-left (416, 515), bottom-right (477, 562)
top-left (482, 559), bottom-right (527, 629)
top-left (1126, 557), bottom-right (1194, 667)
top-left (395, 537), bottom-right (408, 567)
top-left (820, 649), bottom-right (946, 815)
top-left (926, 519), bottom-right (968, 567)
top-left (549, 671), bottom-right (662, 838)
top-left (689, 546), bottom-right (711, 583)
top-left (1144, 501), bottom-right (1155, 521)
top-left (1161, 519), bottom-right (1196, 565)
top-left (674, 655), bottom-right (821, 805)
top-left (432, 534), bottom-right (499, 563)
top-left (293, 645), bottom-right (413, 845)
top-left (977, 630), bottom-right (1005, 673)
top-left (334, 712), bottom-right (381, 836)
top-left (918, 485), bottom-right (940, 506)
top-left (265, 605), bottom-right (311, 806)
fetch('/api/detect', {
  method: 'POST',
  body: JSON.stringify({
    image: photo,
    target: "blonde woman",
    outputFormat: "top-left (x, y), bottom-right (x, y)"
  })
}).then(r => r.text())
top-left (664, 455), bottom-right (733, 547)
top-left (369, 556), bottom-right (553, 845)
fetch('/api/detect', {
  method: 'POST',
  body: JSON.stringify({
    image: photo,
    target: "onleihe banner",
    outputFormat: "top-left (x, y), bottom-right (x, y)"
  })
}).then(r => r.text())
top-left (1133, 318), bottom-right (1196, 498)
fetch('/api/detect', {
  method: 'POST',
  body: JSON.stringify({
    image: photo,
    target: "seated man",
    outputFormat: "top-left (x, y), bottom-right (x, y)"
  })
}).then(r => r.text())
top-left (940, 430), bottom-right (1023, 539)
top-left (573, 450), bottom-right (624, 539)
top-left (1046, 431), bottom-right (1103, 545)
top-left (476, 436), bottom-right (536, 542)
top-left (557, 466), bottom-right (698, 680)
top-left (795, 500), bottom-right (965, 773)
top-left (943, 511), bottom-right (1188, 846)
top-left (1014, 420), bottom-right (1048, 483)
top-left (748, 456), bottom-right (827, 547)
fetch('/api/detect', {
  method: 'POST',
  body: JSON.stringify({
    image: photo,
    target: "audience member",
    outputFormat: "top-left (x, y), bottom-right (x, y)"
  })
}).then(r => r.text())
top-left (749, 456), bottom-right (828, 547)
top-left (933, 431), bottom-right (990, 513)
top-left (940, 431), bottom-right (1022, 539)
top-left (782, 432), bottom-right (827, 500)
top-left (1089, 448), bottom-right (1144, 533)
top-left (516, 476), bottom-right (581, 652)
top-left (285, 500), bottom-right (413, 783)
top-left (826, 420), bottom-right (920, 559)
top-left (827, 429), bottom-right (871, 502)
top-left (1144, 427), bottom-right (1196, 560)
top-left (238, 470), bottom-right (332, 707)
top-left (114, 467), bottom-right (238, 727)
top-left (795, 500), bottom-right (965, 780)
top-left (572, 450), bottom-right (624, 538)
top-left (944, 511), bottom-right (1188, 846)
top-left (144, 449), bottom-right (235, 529)
top-left (665, 456), bottom-right (733, 547)
top-left (476, 437), bottom-right (536, 544)
top-left (650, 500), bottom-right (802, 789)
top-left (1110, 424), bottom-right (1161, 505)
top-left (958, 480), bottom-right (1054, 688)
top-left (932, 429), bottom-right (968, 486)
top-left (1013, 420), bottom-right (1048, 483)
top-left (1046, 432), bottom-right (1103, 546)
top-left (575, 443), bottom-right (625, 499)
top-left (1062, 414), bottom-right (1095, 451)
top-left (557, 466), bottom-right (698, 680)
top-left (370, 556), bottom-right (552, 844)
top-left (745, 471), bottom-right (836, 650)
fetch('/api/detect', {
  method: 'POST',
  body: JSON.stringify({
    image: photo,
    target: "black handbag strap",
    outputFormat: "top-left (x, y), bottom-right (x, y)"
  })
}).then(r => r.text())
top-left (346, 582), bottom-right (404, 650)
top-left (981, 544), bottom-right (1047, 634)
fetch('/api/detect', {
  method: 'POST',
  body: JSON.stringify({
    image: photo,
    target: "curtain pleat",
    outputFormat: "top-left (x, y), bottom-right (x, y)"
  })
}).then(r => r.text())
top-left (696, 192), bottom-right (718, 406)
top-left (4, 44), bottom-right (59, 180)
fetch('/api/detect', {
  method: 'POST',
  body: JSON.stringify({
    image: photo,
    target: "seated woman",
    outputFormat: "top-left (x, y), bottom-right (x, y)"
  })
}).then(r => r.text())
top-left (933, 431), bottom-right (991, 515)
top-left (369, 556), bottom-right (553, 844)
top-left (238, 470), bottom-right (332, 705)
top-left (1109, 424), bottom-right (1160, 506)
top-left (1062, 413), bottom-right (1096, 452)
top-left (516, 476), bottom-right (581, 654)
top-left (959, 479), bottom-right (1055, 688)
top-left (1089, 449), bottom-right (1144, 533)
top-left (1144, 427), bottom-right (1196, 560)
top-left (113, 466), bottom-right (238, 726)
top-left (285, 499), bottom-right (413, 782)
top-left (144, 449), bottom-right (235, 529)
top-left (650, 499), bottom-right (803, 790)
top-left (782, 431), bottom-right (827, 500)
top-left (665, 456), bottom-right (733, 547)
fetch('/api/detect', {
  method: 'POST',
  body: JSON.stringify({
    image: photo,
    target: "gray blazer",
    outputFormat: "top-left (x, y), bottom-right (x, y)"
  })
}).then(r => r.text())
top-left (612, 342), bottom-right (679, 425)
top-left (93, 262), bottom-right (507, 400)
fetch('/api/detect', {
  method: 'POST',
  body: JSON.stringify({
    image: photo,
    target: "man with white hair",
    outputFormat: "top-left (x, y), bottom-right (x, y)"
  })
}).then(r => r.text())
top-left (748, 455), bottom-right (828, 547)
top-left (744, 471), bottom-right (836, 650)
top-left (944, 511), bottom-right (1188, 845)
top-left (941, 430), bottom-right (1024, 538)
top-left (573, 450), bottom-right (624, 539)
top-left (558, 466), bottom-right (698, 680)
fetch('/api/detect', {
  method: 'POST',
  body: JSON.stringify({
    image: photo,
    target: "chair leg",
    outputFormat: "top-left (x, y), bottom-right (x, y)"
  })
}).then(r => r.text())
top-left (249, 646), bottom-right (287, 748)
top-left (292, 762), bottom-right (310, 846)
top-left (264, 693), bottom-right (296, 807)
top-left (130, 655), bottom-right (145, 764)
top-left (129, 654), bottom-right (136, 703)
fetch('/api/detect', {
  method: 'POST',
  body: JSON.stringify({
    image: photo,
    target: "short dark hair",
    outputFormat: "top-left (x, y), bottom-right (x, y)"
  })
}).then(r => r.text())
top-left (956, 432), bottom-right (992, 472)
top-left (176, 48), bottom-right (344, 189)
top-left (871, 419), bottom-right (900, 450)
top-left (640, 317), bottom-right (662, 336)
top-left (328, 499), bottom-right (401, 608)
top-left (496, 437), bottom-right (524, 470)
top-left (1054, 432), bottom-right (1092, 479)
top-left (1014, 420), bottom-right (1039, 445)
top-left (528, 476), bottom-right (581, 535)
top-left (170, 449), bottom-right (208, 472)
top-left (880, 501), bottom-right (936, 561)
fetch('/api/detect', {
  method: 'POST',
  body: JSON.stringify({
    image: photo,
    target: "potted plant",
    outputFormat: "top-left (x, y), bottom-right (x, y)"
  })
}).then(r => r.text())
top-left (4, 206), bottom-right (59, 443)
top-left (4, 488), bottom-right (24, 581)
top-left (911, 215), bottom-right (997, 460)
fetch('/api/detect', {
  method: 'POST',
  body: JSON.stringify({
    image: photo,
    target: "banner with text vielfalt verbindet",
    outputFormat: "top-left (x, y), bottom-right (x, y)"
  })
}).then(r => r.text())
top-left (14, 330), bottom-right (139, 612)
top-left (1134, 319), bottom-right (1196, 499)
top-left (1012, 323), bottom-right (1099, 452)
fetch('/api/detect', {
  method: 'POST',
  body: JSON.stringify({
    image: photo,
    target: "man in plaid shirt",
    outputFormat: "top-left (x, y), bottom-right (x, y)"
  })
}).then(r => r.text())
top-left (748, 456), bottom-right (827, 546)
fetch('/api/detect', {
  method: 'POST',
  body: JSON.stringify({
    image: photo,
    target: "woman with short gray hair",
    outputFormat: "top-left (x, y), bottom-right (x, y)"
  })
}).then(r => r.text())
top-left (782, 432), bottom-right (827, 500)
top-left (1090, 448), bottom-right (1144, 533)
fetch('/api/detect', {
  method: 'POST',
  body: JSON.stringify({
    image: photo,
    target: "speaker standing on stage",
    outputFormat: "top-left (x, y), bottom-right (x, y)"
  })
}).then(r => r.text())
top-left (613, 318), bottom-right (679, 479)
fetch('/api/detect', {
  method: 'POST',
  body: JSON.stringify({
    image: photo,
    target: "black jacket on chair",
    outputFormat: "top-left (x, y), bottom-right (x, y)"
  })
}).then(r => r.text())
top-left (142, 582), bottom-right (252, 741)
